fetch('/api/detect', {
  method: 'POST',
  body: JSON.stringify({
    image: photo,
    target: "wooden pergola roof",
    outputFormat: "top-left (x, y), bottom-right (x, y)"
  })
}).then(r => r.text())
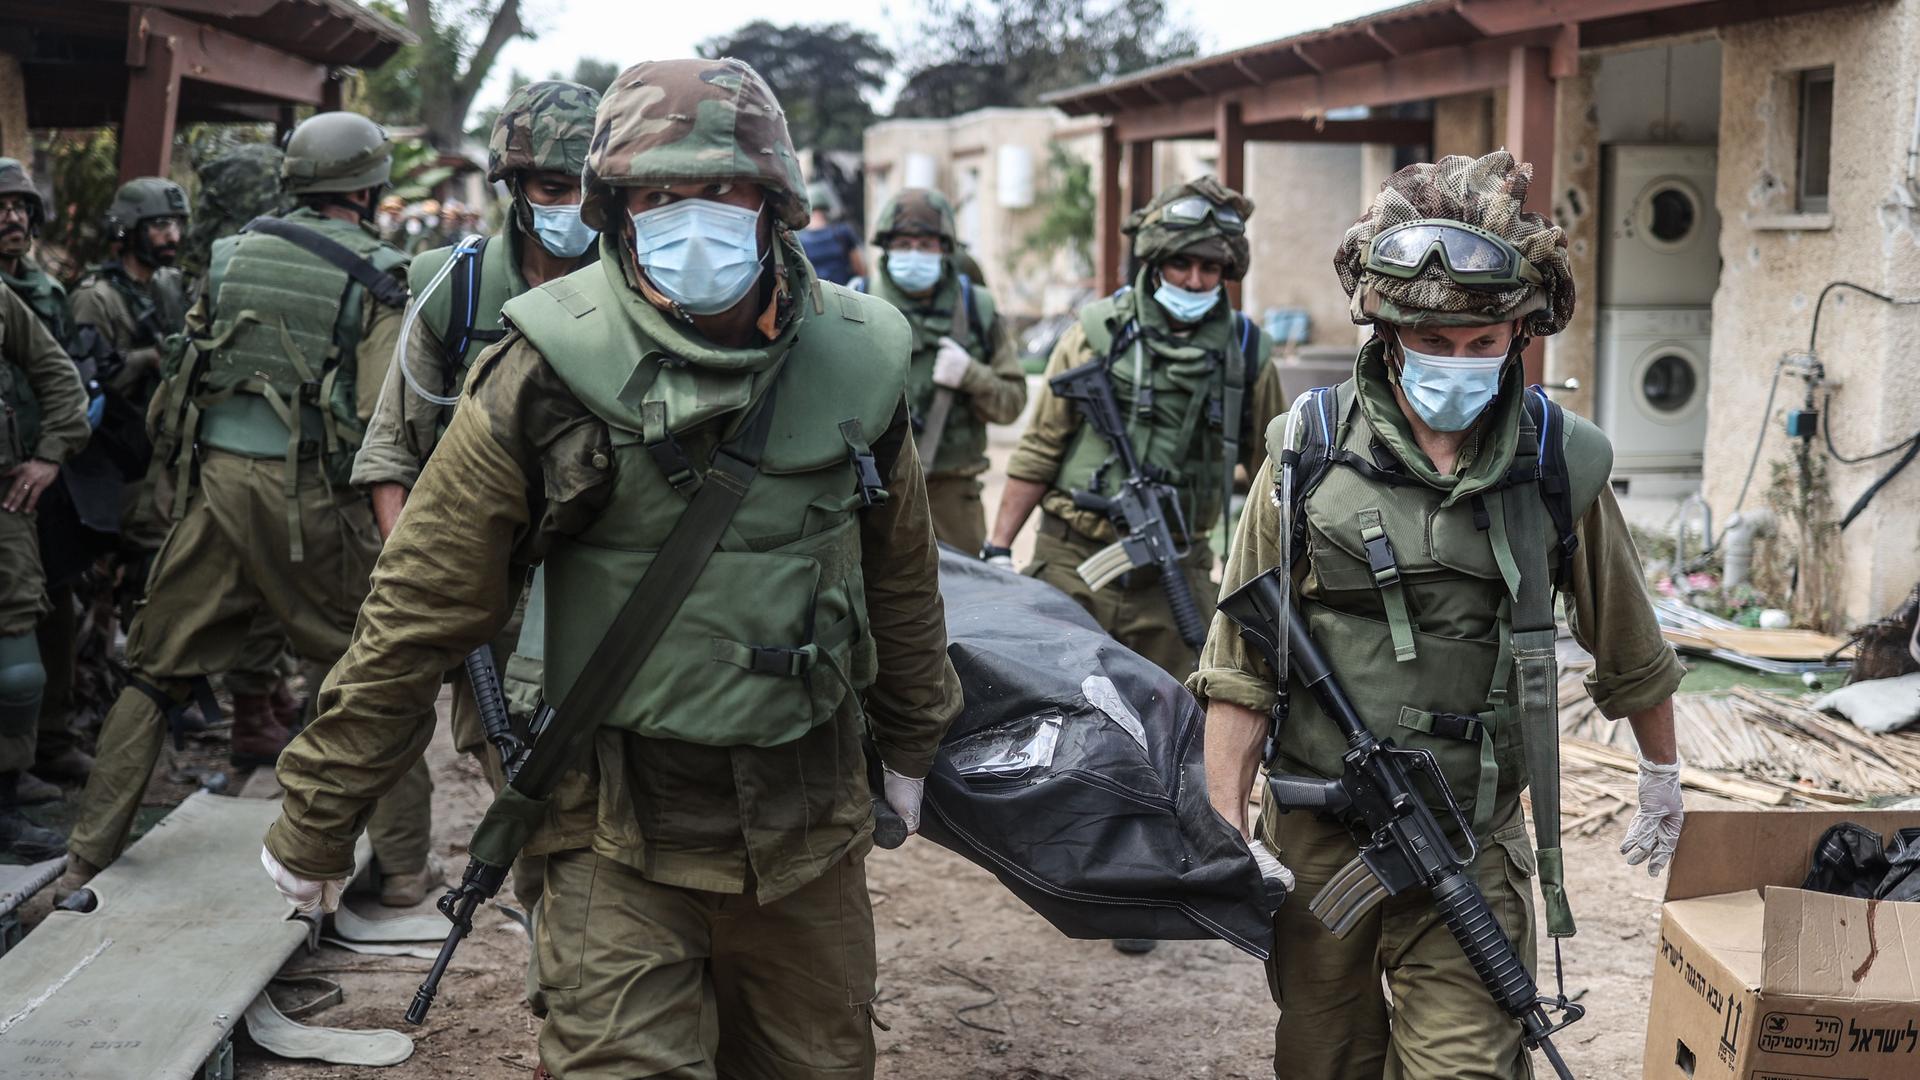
top-left (1, 0), bottom-right (414, 178)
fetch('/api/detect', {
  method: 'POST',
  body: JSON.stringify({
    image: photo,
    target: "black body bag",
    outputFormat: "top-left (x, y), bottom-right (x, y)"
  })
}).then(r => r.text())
top-left (919, 547), bottom-right (1281, 958)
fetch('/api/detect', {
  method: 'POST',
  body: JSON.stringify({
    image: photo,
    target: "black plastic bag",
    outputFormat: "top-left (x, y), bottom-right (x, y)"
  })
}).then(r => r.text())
top-left (918, 547), bottom-right (1281, 959)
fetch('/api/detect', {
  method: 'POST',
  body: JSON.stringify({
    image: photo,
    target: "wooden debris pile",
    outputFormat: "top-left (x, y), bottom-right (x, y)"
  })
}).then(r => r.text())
top-left (1555, 659), bottom-right (1920, 830)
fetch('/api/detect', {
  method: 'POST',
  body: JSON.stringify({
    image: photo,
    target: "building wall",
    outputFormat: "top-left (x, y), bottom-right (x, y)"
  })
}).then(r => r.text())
top-left (1708, 0), bottom-right (1920, 625)
top-left (1239, 142), bottom-right (1365, 350)
top-left (1550, 59), bottom-right (1603, 421)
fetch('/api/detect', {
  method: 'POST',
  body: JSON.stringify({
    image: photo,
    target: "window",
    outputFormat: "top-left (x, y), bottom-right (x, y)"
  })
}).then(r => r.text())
top-left (1796, 66), bottom-right (1834, 213)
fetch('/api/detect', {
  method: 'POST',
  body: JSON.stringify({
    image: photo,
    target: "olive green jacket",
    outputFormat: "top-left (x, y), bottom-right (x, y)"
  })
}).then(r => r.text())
top-left (0, 256), bottom-right (72, 344)
top-left (1, 286), bottom-right (89, 463)
top-left (1189, 347), bottom-right (1684, 726)
top-left (267, 291), bottom-right (963, 903)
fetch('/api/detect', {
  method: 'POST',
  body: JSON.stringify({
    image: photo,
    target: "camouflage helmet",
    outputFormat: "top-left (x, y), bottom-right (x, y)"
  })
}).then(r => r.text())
top-left (282, 111), bottom-right (393, 196)
top-left (0, 158), bottom-right (46, 227)
top-left (580, 58), bottom-right (808, 232)
top-left (105, 177), bottom-right (189, 234)
top-left (871, 188), bottom-right (957, 248)
top-left (489, 79), bottom-right (601, 184)
top-left (1336, 150), bottom-right (1574, 337)
top-left (1126, 176), bottom-right (1254, 281)
top-left (183, 142), bottom-right (285, 275)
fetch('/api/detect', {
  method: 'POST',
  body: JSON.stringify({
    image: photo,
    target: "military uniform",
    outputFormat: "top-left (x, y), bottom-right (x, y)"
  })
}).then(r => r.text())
top-left (864, 188), bottom-right (1026, 552)
top-left (354, 79), bottom-right (601, 923)
top-left (0, 258), bottom-right (71, 348)
top-left (266, 58), bottom-right (962, 1079)
top-left (65, 117), bottom-right (415, 879)
top-left (1006, 180), bottom-right (1287, 681)
top-left (0, 285), bottom-right (90, 856)
top-left (1189, 152), bottom-right (1686, 1079)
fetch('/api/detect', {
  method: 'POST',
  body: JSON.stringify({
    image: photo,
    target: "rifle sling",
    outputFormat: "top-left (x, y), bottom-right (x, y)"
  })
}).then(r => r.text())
top-left (464, 381), bottom-right (783, 869)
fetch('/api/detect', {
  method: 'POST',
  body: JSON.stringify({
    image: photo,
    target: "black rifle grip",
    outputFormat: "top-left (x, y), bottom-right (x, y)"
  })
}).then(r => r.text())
top-left (1161, 557), bottom-right (1209, 648)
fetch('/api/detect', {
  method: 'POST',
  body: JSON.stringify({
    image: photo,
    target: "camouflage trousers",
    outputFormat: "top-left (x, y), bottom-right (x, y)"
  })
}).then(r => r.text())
top-left (1264, 797), bottom-right (1539, 1080)
top-left (536, 849), bottom-right (877, 1079)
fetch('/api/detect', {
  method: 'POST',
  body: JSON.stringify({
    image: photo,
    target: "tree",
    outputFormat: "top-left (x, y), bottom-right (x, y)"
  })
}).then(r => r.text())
top-left (697, 22), bottom-right (892, 153)
top-left (562, 57), bottom-right (622, 95)
top-left (357, 1), bottom-right (532, 151)
top-left (892, 0), bottom-right (1199, 118)
top-left (1020, 144), bottom-right (1095, 275)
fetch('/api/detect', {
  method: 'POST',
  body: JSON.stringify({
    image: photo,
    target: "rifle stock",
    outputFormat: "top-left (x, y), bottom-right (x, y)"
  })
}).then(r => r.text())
top-left (1218, 567), bottom-right (1585, 1079)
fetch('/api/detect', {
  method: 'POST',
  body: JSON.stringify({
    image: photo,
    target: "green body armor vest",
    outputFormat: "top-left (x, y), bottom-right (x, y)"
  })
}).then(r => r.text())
top-left (191, 211), bottom-right (404, 466)
top-left (1055, 288), bottom-right (1266, 537)
top-left (407, 235), bottom-right (521, 425)
top-left (868, 269), bottom-right (995, 475)
top-left (1270, 376), bottom-right (1611, 935)
top-left (504, 264), bottom-right (909, 748)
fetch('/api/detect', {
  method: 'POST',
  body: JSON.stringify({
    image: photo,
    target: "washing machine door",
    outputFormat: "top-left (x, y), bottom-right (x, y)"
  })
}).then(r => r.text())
top-left (1633, 341), bottom-right (1707, 425)
top-left (1601, 145), bottom-right (1722, 307)
top-left (1634, 177), bottom-right (1707, 254)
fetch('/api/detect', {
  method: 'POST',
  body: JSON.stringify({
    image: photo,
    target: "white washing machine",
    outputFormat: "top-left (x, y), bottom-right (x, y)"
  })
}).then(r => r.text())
top-left (1597, 306), bottom-right (1712, 473)
top-left (1600, 145), bottom-right (1721, 307)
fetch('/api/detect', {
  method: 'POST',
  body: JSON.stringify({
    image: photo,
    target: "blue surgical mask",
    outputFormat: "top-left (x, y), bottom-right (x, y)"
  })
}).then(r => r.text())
top-left (887, 250), bottom-right (944, 293)
top-left (1394, 335), bottom-right (1509, 432)
top-left (529, 202), bottom-right (596, 258)
top-left (630, 198), bottom-right (765, 315)
top-left (1153, 279), bottom-right (1222, 324)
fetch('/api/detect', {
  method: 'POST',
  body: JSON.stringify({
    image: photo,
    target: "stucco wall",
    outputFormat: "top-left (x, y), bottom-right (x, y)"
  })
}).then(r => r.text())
top-left (1550, 59), bottom-right (1602, 421)
top-left (1239, 142), bottom-right (1364, 349)
top-left (1708, 1), bottom-right (1920, 625)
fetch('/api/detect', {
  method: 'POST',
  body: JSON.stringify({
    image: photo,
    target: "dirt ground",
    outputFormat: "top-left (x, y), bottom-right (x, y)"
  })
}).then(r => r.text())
top-left (215, 699), bottom-right (1674, 1080)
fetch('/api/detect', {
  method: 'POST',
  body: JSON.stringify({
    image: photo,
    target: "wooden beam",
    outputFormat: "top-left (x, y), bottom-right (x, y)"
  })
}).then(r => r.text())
top-left (1505, 43), bottom-right (1555, 387)
top-left (119, 6), bottom-right (180, 181)
top-left (1291, 42), bottom-right (1325, 73)
top-left (1096, 124), bottom-right (1123, 295)
top-left (130, 7), bottom-right (331, 104)
top-left (1455, 0), bottom-right (1709, 37)
top-left (1126, 138), bottom-right (1155, 212)
top-left (1550, 22), bottom-right (1580, 79)
top-left (1216, 99), bottom-right (1245, 310)
top-left (1366, 23), bottom-right (1405, 56)
top-left (1241, 118), bottom-right (1435, 144)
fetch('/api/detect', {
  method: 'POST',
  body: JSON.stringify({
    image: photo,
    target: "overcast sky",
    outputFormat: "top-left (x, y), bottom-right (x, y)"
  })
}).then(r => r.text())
top-left (477, 1), bottom-right (1403, 113)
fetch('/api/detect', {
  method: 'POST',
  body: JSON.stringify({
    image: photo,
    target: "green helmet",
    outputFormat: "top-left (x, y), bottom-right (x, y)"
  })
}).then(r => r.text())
top-left (871, 188), bottom-right (957, 249)
top-left (184, 143), bottom-right (286, 275)
top-left (1126, 176), bottom-right (1254, 281)
top-left (1336, 150), bottom-right (1574, 337)
top-left (580, 58), bottom-right (808, 232)
top-left (489, 80), bottom-right (601, 184)
top-left (105, 177), bottom-right (189, 234)
top-left (282, 111), bottom-right (393, 196)
top-left (0, 158), bottom-right (46, 228)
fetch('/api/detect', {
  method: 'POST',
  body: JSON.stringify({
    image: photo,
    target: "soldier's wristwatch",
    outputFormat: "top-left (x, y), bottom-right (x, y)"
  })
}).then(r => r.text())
top-left (979, 543), bottom-right (1013, 561)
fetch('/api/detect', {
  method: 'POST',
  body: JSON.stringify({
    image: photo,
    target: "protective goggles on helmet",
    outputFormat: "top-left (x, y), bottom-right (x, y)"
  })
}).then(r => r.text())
top-left (1363, 218), bottom-right (1542, 290)
top-left (1158, 195), bottom-right (1245, 234)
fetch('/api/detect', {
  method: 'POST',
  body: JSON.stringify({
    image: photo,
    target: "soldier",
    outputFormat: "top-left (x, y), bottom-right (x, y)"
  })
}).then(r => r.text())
top-left (863, 188), bottom-right (1026, 552)
top-left (260, 58), bottom-right (962, 1078)
top-left (0, 159), bottom-right (73, 345)
top-left (59, 111), bottom-right (415, 897)
top-left (182, 141), bottom-right (288, 277)
top-left (354, 79), bottom-right (601, 922)
top-left (986, 176), bottom-right (1286, 680)
top-left (797, 182), bottom-right (864, 286)
top-left (1192, 151), bottom-right (1685, 1078)
top-left (0, 283), bottom-right (91, 860)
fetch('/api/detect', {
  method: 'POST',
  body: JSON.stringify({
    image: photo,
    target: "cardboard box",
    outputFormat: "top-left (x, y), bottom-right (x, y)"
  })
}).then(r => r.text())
top-left (1643, 809), bottom-right (1920, 1080)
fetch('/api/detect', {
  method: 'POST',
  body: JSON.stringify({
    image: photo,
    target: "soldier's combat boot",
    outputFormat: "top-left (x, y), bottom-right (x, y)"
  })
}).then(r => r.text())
top-left (52, 851), bottom-right (101, 903)
top-left (0, 774), bottom-right (65, 862)
top-left (229, 693), bottom-right (292, 768)
top-left (34, 745), bottom-right (95, 785)
top-left (268, 678), bottom-right (305, 732)
top-left (379, 856), bottom-right (444, 908)
top-left (7, 770), bottom-right (61, 804)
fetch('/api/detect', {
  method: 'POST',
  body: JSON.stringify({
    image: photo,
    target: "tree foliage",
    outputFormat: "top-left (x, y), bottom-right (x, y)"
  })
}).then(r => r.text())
top-left (563, 57), bottom-right (622, 96)
top-left (356, 1), bottom-right (532, 151)
top-left (697, 22), bottom-right (892, 153)
top-left (1019, 144), bottom-right (1095, 274)
top-left (892, 0), bottom-right (1198, 118)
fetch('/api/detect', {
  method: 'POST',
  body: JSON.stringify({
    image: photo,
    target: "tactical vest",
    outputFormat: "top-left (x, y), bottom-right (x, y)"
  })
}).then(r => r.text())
top-left (1267, 373), bottom-right (1611, 935)
top-left (0, 355), bottom-right (26, 470)
top-left (1055, 287), bottom-right (1265, 537)
top-left (867, 267), bottom-right (995, 475)
top-left (504, 263), bottom-right (909, 748)
top-left (406, 234), bottom-right (520, 424)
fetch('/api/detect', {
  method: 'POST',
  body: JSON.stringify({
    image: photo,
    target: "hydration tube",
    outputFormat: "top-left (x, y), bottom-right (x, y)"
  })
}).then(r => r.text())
top-left (396, 232), bottom-right (487, 408)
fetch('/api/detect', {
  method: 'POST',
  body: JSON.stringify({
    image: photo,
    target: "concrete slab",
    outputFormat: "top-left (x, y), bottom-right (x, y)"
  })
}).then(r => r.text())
top-left (0, 793), bottom-right (307, 1079)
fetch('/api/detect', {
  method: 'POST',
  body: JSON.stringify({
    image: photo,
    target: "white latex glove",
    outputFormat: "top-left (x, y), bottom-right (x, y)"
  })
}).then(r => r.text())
top-left (260, 844), bottom-right (349, 916)
top-left (1620, 756), bottom-right (1685, 876)
top-left (931, 336), bottom-right (973, 389)
top-left (985, 554), bottom-right (1015, 571)
top-left (881, 766), bottom-right (926, 835)
top-left (1250, 839), bottom-right (1296, 893)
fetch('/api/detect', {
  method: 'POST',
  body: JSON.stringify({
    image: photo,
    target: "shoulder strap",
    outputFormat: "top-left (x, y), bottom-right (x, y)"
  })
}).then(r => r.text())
top-left (464, 381), bottom-right (783, 870)
top-left (1526, 386), bottom-right (1580, 585)
top-left (1220, 311), bottom-right (1255, 543)
top-left (1282, 384), bottom-right (1347, 567)
top-left (241, 216), bottom-right (408, 309)
top-left (442, 236), bottom-right (493, 363)
top-left (949, 274), bottom-right (974, 350)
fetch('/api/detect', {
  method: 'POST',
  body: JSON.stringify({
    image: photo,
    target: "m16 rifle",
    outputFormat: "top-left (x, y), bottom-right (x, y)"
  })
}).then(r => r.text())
top-left (1218, 567), bottom-right (1584, 1079)
top-left (1049, 353), bottom-right (1207, 648)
